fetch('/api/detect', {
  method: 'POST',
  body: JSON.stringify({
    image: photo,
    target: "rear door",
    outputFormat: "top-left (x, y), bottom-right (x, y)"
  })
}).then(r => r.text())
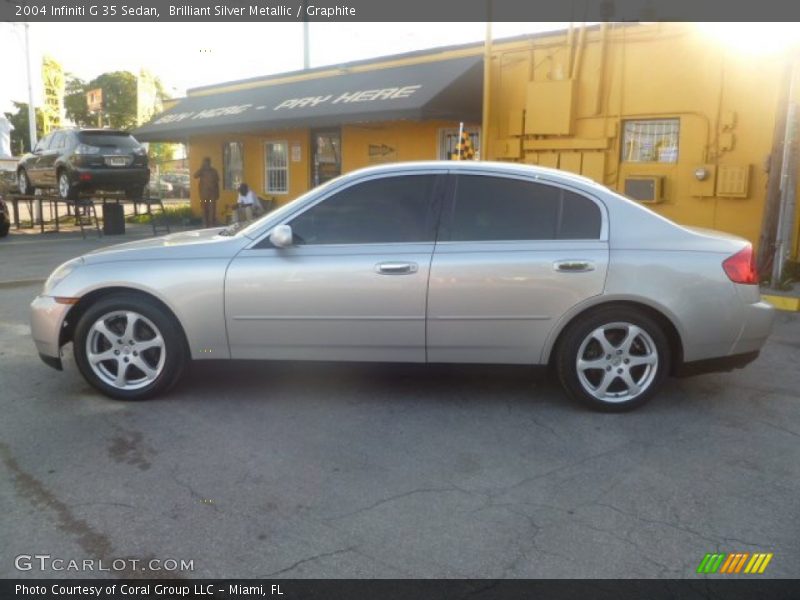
top-left (427, 173), bottom-right (609, 364)
top-left (225, 172), bottom-right (445, 362)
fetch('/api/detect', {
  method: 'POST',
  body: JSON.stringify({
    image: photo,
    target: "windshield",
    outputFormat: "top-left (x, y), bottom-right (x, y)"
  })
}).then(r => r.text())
top-left (78, 132), bottom-right (141, 148)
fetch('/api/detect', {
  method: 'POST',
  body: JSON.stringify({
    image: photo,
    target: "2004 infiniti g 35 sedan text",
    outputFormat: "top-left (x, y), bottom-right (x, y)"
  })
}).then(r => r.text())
top-left (30, 162), bottom-right (775, 411)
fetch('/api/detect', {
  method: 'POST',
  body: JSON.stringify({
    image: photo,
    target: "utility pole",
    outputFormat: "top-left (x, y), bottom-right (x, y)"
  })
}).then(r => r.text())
top-left (302, 3), bottom-right (309, 69)
top-left (23, 23), bottom-right (38, 150)
top-left (480, 1), bottom-right (492, 161)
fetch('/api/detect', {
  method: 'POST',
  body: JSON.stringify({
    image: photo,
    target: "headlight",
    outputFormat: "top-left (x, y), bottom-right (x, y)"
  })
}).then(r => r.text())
top-left (43, 257), bottom-right (84, 295)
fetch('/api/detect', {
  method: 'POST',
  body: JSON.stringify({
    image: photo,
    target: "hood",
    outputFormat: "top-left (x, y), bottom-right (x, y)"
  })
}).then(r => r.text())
top-left (82, 227), bottom-right (249, 263)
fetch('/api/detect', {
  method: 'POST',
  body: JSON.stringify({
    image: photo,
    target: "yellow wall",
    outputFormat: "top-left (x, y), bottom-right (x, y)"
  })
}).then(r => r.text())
top-left (484, 22), bottom-right (800, 254)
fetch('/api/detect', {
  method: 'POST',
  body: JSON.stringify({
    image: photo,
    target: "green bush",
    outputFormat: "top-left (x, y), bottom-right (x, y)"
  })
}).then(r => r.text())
top-left (126, 205), bottom-right (201, 226)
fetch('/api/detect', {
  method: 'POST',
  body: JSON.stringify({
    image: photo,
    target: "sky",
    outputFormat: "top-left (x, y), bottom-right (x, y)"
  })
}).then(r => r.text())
top-left (0, 21), bottom-right (571, 116)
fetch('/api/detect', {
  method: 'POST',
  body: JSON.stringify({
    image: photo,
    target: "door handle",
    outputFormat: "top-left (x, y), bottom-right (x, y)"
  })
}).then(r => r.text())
top-left (554, 260), bottom-right (595, 273)
top-left (375, 262), bottom-right (418, 275)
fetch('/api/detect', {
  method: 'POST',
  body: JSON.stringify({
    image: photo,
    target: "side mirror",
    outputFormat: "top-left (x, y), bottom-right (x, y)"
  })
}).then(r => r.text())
top-left (269, 224), bottom-right (293, 248)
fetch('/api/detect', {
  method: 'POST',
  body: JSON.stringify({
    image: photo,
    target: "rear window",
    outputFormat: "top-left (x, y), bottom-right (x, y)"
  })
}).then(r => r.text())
top-left (78, 132), bottom-right (140, 148)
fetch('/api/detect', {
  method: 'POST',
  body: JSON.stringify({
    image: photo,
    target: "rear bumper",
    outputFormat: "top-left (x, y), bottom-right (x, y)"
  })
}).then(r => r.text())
top-left (731, 300), bottom-right (775, 355)
top-left (30, 295), bottom-right (71, 368)
top-left (70, 167), bottom-right (149, 190)
top-left (676, 351), bottom-right (760, 377)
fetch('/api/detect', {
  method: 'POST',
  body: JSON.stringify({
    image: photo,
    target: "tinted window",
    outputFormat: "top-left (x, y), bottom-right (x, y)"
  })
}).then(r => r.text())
top-left (559, 190), bottom-right (602, 239)
top-left (50, 132), bottom-right (65, 150)
top-left (450, 176), bottom-right (601, 241)
top-left (34, 134), bottom-right (53, 153)
top-left (77, 132), bottom-right (140, 148)
top-left (289, 175), bottom-right (437, 245)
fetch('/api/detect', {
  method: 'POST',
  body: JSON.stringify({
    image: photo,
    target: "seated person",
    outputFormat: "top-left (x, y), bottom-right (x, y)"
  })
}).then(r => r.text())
top-left (235, 183), bottom-right (260, 222)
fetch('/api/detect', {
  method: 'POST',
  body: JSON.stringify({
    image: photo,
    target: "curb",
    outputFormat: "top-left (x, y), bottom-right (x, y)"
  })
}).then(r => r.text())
top-left (762, 294), bottom-right (800, 312)
top-left (0, 278), bottom-right (46, 289)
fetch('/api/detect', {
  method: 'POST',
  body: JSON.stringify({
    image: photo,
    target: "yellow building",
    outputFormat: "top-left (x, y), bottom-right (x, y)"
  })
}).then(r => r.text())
top-left (135, 22), bottom-right (800, 261)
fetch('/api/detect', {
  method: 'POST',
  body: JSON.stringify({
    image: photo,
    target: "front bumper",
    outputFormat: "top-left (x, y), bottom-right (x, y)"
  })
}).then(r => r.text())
top-left (30, 295), bottom-right (71, 370)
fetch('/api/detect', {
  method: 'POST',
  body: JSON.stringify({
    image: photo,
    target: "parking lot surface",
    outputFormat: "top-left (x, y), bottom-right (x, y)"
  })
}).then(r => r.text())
top-left (1, 232), bottom-right (799, 578)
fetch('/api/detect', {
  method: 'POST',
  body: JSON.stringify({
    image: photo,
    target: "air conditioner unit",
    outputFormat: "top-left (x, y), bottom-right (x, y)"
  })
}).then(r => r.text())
top-left (624, 176), bottom-right (664, 203)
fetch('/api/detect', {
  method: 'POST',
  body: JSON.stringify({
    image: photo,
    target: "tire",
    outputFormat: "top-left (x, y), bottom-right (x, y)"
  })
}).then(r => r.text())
top-left (555, 307), bottom-right (670, 412)
top-left (0, 220), bottom-right (9, 237)
top-left (58, 170), bottom-right (78, 200)
top-left (125, 185), bottom-right (146, 200)
top-left (73, 293), bottom-right (187, 400)
top-left (18, 169), bottom-right (34, 195)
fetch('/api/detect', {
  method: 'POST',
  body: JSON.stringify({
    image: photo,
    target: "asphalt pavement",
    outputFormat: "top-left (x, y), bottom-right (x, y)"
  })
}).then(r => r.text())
top-left (0, 230), bottom-right (798, 579)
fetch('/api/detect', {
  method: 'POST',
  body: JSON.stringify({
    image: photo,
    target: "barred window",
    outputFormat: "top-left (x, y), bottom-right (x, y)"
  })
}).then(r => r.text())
top-left (265, 141), bottom-right (289, 194)
top-left (622, 119), bottom-right (679, 163)
top-left (222, 141), bottom-right (244, 190)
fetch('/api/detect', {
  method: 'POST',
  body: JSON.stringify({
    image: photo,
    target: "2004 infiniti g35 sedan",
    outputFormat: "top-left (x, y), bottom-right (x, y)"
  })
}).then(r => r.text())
top-left (31, 162), bottom-right (775, 411)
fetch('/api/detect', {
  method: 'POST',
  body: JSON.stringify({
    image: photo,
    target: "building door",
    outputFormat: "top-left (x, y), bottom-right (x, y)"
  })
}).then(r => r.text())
top-left (311, 128), bottom-right (341, 187)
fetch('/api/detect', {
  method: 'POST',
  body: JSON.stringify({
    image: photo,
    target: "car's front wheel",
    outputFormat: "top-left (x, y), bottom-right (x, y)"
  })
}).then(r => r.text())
top-left (73, 294), bottom-right (187, 400)
top-left (18, 169), bottom-right (34, 195)
top-left (556, 307), bottom-right (670, 412)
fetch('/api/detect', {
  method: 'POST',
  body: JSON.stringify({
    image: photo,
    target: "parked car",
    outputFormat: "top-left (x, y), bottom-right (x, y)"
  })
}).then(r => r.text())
top-left (16, 128), bottom-right (150, 200)
top-left (30, 162), bottom-right (774, 410)
top-left (0, 195), bottom-right (10, 237)
top-left (147, 177), bottom-right (173, 198)
top-left (161, 172), bottom-right (190, 198)
top-left (0, 167), bottom-right (17, 237)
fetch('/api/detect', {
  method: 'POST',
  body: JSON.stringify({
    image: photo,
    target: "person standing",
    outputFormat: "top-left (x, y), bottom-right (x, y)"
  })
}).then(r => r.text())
top-left (194, 157), bottom-right (220, 227)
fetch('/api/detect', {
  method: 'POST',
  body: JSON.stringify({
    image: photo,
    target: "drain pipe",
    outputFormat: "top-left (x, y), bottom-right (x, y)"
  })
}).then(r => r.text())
top-left (771, 56), bottom-right (799, 287)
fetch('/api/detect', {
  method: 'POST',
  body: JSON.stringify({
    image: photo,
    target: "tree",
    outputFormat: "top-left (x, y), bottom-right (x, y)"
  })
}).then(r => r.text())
top-left (3, 102), bottom-right (45, 154)
top-left (90, 71), bottom-right (138, 130)
top-left (64, 73), bottom-right (92, 127)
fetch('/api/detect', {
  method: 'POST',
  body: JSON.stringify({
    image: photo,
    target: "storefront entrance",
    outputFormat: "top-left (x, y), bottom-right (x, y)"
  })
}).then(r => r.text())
top-left (311, 128), bottom-right (341, 187)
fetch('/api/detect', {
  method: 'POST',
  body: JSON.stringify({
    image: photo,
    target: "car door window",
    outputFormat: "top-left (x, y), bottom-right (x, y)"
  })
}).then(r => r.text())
top-left (449, 175), bottom-right (601, 241)
top-left (49, 132), bottom-right (65, 151)
top-left (34, 134), bottom-right (52, 153)
top-left (288, 175), bottom-right (438, 245)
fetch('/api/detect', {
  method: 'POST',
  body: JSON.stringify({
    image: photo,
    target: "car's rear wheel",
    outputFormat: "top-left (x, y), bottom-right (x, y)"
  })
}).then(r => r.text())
top-left (18, 169), bottom-right (34, 195)
top-left (556, 307), bottom-right (670, 412)
top-left (58, 171), bottom-right (78, 200)
top-left (73, 294), bottom-right (187, 400)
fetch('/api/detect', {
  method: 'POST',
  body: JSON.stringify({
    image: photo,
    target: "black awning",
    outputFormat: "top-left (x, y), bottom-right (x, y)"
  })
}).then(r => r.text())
top-left (134, 55), bottom-right (482, 142)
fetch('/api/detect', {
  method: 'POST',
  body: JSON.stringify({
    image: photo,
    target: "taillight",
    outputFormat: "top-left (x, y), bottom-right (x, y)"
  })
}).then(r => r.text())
top-left (722, 245), bottom-right (759, 285)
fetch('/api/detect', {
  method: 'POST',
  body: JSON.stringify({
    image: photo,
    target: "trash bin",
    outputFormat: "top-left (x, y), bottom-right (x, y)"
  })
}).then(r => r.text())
top-left (102, 203), bottom-right (125, 235)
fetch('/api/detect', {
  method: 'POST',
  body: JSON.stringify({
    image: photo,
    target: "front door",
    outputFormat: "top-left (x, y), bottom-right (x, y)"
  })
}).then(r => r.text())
top-left (225, 173), bottom-right (445, 362)
top-left (310, 128), bottom-right (341, 188)
top-left (427, 173), bottom-right (609, 364)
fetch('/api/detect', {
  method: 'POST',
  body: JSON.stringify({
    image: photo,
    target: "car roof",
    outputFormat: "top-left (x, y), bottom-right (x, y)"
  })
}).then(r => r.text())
top-left (346, 160), bottom-right (603, 190)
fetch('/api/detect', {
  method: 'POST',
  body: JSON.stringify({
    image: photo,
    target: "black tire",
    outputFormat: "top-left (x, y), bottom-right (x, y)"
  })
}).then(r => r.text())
top-left (555, 306), bottom-right (671, 412)
top-left (125, 185), bottom-right (146, 200)
top-left (18, 169), bottom-right (35, 195)
top-left (0, 221), bottom-right (9, 238)
top-left (58, 170), bottom-right (79, 200)
top-left (73, 293), bottom-right (188, 400)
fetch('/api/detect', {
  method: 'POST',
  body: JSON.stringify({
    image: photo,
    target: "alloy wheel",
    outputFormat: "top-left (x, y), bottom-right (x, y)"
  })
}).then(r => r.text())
top-left (58, 173), bottom-right (71, 199)
top-left (85, 310), bottom-right (166, 391)
top-left (575, 321), bottom-right (659, 403)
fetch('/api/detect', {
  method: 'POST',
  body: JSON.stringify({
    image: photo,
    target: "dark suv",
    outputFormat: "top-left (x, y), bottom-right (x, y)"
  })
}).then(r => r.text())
top-left (17, 128), bottom-right (150, 200)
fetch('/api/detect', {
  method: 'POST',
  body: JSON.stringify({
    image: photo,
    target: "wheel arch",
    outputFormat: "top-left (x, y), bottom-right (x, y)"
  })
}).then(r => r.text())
top-left (544, 298), bottom-right (685, 375)
top-left (60, 286), bottom-right (190, 357)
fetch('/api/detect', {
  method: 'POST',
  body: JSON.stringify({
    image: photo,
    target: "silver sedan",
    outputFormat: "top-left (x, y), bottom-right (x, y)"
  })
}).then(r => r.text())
top-left (30, 162), bottom-right (774, 411)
